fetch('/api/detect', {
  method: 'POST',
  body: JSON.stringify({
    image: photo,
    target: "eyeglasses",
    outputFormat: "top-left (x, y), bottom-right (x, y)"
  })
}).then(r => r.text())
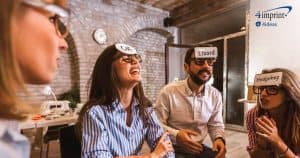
top-left (253, 85), bottom-right (281, 95)
top-left (120, 54), bottom-right (142, 64)
top-left (190, 58), bottom-right (216, 66)
top-left (22, 0), bottom-right (71, 38)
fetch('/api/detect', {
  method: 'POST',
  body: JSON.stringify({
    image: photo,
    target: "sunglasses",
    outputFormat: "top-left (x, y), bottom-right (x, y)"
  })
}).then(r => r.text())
top-left (190, 58), bottom-right (216, 66)
top-left (253, 85), bottom-right (281, 95)
top-left (22, 0), bottom-right (71, 38)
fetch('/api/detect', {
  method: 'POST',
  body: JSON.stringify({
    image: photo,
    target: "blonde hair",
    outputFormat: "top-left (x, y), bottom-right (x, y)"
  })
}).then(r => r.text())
top-left (0, 0), bottom-right (68, 120)
top-left (0, 0), bottom-right (25, 120)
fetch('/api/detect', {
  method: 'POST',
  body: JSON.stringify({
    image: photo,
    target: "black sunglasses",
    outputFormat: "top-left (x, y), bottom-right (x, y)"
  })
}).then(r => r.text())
top-left (253, 85), bottom-right (281, 95)
top-left (190, 58), bottom-right (216, 66)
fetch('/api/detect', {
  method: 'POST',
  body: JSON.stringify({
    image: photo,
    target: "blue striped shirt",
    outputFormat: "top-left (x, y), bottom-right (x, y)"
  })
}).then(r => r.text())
top-left (81, 100), bottom-right (175, 158)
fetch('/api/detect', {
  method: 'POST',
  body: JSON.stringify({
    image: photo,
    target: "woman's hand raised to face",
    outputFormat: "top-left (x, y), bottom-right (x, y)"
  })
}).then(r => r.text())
top-left (150, 132), bottom-right (174, 158)
top-left (255, 116), bottom-right (282, 145)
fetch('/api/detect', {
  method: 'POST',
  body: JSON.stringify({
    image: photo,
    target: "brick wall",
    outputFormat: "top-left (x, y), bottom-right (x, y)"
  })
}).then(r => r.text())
top-left (126, 30), bottom-right (171, 102)
top-left (22, 0), bottom-right (177, 107)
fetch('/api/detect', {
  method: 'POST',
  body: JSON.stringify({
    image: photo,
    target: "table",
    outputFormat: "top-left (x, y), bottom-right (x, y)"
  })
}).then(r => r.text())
top-left (20, 114), bottom-right (78, 130)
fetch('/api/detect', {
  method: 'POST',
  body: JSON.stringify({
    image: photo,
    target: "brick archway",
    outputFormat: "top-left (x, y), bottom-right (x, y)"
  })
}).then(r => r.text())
top-left (67, 21), bottom-right (89, 102)
top-left (118, 15), bottom-right (174, 43)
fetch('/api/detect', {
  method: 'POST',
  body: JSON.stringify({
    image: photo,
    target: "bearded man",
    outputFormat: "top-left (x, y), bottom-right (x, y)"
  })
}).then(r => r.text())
top-left (155, 46), bottom-right (226, 158)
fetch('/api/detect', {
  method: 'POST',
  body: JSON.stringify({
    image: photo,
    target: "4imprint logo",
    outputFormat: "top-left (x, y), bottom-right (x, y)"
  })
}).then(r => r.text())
top-left (255, 6), bottom-right (292, 21)
top-left (254, 5), bottom-right (292, 27)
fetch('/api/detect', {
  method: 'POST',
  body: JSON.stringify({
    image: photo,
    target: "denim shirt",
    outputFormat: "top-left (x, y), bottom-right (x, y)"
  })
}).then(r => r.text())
top-left (0, 120), bottom-right (30, 158)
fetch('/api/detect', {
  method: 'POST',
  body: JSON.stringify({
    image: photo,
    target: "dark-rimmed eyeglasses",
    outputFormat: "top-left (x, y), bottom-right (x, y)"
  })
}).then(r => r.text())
top-left (253, 85), bottom-right (281, 95)
top-left (190, 58), bottom-right (216, 66)
top-left (22, 0), bottom-right (71, 38)
top-left (115, 54), bottom-right (142, 64)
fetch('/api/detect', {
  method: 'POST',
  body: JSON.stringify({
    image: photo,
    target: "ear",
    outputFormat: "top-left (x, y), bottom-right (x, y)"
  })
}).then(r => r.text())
top-left (184, 63), bottom-right (189, 72)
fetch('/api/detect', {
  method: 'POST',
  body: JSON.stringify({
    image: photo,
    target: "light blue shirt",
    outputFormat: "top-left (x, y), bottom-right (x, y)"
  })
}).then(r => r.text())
top-left (0, 120), bottom-right (30, 158)
top-left (81, 100), bottom-right (175, 158)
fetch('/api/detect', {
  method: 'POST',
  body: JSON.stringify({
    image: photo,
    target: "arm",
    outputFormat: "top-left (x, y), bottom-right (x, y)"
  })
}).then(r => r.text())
top-left (154, 90), bottom-right (179, 141)
top-left (246, 108), bottom-right (257, 151)
top-left (246, 108), bottom-right (274, 158)
top-left (81, 108), bottom-right (113, 158)
top-left (115, 109), bottom-right (174, 158)
top-left (115, 132), bottom-right (173, 158)
top-left (207, 92), bottom-right (225, 141)
top-left (155, 88), bottom-right (202, 154)
top-left (208, 92), bottom-right (226, 158)
top-left (146, 108), bottom-right (175, 158)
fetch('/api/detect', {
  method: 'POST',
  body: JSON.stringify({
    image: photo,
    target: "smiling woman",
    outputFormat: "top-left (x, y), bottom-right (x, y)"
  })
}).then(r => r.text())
top-left (0, 0), bottom-right (69, 157)
top-left (77, 43), bottom-right (175, 158)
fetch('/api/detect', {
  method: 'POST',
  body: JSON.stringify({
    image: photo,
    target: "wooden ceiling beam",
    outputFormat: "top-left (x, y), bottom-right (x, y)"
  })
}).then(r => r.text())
top-left (146, 0), bottom-right (162, 6)
top-left (169, 0), bottom-right (249, 27)
top-left (129, 0), bottom-right (194, 11)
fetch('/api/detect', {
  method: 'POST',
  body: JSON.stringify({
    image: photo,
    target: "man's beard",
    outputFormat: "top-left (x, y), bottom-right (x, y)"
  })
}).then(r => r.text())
top-left (189, 68), bottom-right (211, 86)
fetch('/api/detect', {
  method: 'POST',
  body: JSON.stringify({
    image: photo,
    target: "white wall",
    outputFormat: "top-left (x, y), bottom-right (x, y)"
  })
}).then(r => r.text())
top-left (249, 0), bottom-right (300, 83)
top-left (168, 47), bottom-right (187, 83)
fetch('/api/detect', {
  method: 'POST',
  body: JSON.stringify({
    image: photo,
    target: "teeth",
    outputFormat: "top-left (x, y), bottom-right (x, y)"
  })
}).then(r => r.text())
top-left (131, 69), bottom-right (140, 73)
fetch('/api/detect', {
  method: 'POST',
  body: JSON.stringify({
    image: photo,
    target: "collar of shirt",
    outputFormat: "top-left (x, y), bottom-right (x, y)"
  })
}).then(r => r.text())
top-left (112, 97), bottom-right (140, 113)
top-left (183, 78), bottom-right (208, 97)
top-left (0, 122), bottom-right (28, 142)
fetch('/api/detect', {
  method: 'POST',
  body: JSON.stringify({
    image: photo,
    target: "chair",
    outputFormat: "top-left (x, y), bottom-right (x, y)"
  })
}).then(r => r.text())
top-left (41, 124), bottom-right (68, 158)
top-left (39, 100), bottom-right (71, 158)
top-left (59, 125), bottom-right (81, 158)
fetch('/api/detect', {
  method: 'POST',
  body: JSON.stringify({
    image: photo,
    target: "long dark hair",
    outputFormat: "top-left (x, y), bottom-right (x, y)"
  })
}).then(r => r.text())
top-left (77, 44), bottom-right (151, 133)
top-left (256, 68), bottom-right (300, 153)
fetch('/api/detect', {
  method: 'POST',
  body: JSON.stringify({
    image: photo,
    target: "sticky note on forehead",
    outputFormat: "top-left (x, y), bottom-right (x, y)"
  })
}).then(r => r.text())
top-left (254, 72), bottom-right (282, 86)
top-left (115, 43), bottom-right (137, 55)
top-left (194, 47), bottom-right (218, 58)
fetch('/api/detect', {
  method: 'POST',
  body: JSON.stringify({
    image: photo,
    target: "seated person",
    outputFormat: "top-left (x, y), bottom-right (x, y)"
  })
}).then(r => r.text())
top-left (246, 68), bottom-right (300, 158)
top-left (155, 46), bottom-right (226, 158)
top-left (0, 0), bottom-right (68, 157)
top-left (78, 43), bottom-right (174, 158)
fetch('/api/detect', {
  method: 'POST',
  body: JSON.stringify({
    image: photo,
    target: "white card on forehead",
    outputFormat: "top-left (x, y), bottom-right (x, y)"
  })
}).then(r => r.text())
top-left (194, 47), bottom-right (218, 58)
top-left (254, 72), bottom-right (282, 86)
top-left (115, 43), bottom-right (137, 55)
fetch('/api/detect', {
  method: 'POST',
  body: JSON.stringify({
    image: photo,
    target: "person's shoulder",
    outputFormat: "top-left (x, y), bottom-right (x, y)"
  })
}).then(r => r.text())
top-left (0, 139), bottom-right (29, 158)
top-left (161, 80), bottom-right (185, 92)
top-left (0, 126), bottom-right (30, 158)
top-left (206, 84), bottom-right (221, 96)
top-left (246, 107), bottom-right (257, 130)
top-left (206, 84), bottom-right (220, 92)
top-left (246, 107), bottom-right (257, 116)
top-left (86, 104), bottom-right (107, 117)
top-left (246, 107), bottom-right (258, 124)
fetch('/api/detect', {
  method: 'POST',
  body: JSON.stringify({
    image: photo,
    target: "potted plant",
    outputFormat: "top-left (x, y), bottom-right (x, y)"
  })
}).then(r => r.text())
top-left (58, 88), bottom-right (80, 109)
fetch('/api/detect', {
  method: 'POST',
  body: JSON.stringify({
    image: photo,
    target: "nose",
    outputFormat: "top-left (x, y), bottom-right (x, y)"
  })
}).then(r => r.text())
top-left (131, 56), bottom-right (140, 65)
top-left (260, 88), bottom-right (268, 96)
top-left (59, 37), bottom-right (68, 52)
top-left (201, 60), bottom-right (210, 67)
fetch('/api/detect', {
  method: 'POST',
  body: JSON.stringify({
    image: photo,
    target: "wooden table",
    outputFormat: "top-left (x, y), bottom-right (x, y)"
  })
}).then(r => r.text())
top-left (20, 114), bottom-right (78, 129)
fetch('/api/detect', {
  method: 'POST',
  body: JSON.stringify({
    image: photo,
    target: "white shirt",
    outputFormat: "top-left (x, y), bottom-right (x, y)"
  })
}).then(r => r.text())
top-left (154, 79), bottom-right (225, 143)
top-left (0, 120), bottom-right (30, 158)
